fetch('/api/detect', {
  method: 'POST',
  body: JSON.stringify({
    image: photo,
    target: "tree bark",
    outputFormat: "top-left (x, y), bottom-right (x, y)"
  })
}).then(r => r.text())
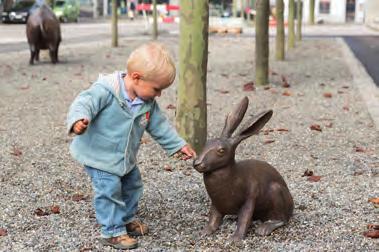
top-left (255, 0), bottom-right (270, 86)
top-left (296, 0), bottom-right (303, 41)
top-left (288, 0), bottom-right (295, 49)
top-left (176, 0), bottom-right (209, 153)
top-left (275, 0), bottom-right (285, 60)
top-left (152, 0), bottom-right (158, 40)
top-left (309, 0), bottom-right (315, 25)
top-left (111, 0), bottom-right (118, 47)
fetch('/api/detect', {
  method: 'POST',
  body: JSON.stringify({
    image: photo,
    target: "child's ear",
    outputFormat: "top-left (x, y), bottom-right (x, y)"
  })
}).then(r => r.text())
top-left (130, 72), bottom-right (142, 80)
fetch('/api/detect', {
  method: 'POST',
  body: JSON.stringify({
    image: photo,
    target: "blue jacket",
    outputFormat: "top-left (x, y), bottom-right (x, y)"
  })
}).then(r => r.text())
top-left (67, 71), bottom-right (186, 176)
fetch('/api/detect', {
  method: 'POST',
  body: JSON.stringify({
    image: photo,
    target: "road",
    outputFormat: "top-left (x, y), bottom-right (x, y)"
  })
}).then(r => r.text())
top-left (0, 19), bottom-right (176, 53)
top-left (344, 36), bottom-right (379, 87)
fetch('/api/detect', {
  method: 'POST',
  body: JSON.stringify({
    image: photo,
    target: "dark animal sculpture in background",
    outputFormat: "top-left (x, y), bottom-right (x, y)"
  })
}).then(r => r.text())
top-left (26, 4), bottom-right (61, 65)
top-left (193, 96), bottom-right (294, 241)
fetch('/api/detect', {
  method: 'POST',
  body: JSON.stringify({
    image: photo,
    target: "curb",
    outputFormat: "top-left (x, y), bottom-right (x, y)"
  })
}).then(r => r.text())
top-left (338, 37), bottom-right (379, 131)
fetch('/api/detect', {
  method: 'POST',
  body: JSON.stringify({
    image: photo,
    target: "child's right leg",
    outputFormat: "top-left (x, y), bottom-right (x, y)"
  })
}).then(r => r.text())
top-left (85, 166), bottom-right (138, 250)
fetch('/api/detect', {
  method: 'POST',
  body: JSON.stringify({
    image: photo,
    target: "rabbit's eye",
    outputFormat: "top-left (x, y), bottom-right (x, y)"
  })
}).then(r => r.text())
top-left (217, 148), bottom-right (225, 155)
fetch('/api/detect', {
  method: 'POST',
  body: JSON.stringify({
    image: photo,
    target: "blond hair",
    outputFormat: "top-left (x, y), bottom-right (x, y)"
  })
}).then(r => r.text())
top-left (127, 42), bottom-right (176, 84)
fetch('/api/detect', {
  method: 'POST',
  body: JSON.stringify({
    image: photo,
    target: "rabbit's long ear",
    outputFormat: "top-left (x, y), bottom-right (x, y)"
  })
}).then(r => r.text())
top-left (220, 96), bottom-right (249, 138)
top-left (232, 110), bottom-right (273, 144)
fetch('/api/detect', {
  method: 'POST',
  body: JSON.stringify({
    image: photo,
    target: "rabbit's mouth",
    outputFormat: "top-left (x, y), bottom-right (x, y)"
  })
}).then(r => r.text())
top-left (193, 160), bottom-right (207, 173)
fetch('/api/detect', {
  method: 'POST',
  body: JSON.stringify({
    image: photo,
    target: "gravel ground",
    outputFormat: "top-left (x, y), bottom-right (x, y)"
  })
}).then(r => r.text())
top-left (0, 35), bottom-right (378, 251)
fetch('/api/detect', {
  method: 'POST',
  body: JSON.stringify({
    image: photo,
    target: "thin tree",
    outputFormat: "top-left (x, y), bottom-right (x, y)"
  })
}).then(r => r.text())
top-left (176, 0), bottom-right (209, 153)
top-left (255, 0), bottom-right (270, 86)
top-left (152, 0), bottom-right (158, 40)
top-left (309, 0), bottom-right (315, 25)
top-left (296, 0), bottom-right (303, 41)
top-left (288, 0), bottom-right (295, 49)
top-left (275, 0), bottom-right (285, 60)
top-left (111, 0), bottom-right (118, 47)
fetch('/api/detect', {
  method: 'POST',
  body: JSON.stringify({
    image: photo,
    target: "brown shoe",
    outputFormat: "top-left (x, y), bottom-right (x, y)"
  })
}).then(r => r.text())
top-left (100, 234), bottom-right (138, 250)
top-left (126, 220), bottom-right (149, 236)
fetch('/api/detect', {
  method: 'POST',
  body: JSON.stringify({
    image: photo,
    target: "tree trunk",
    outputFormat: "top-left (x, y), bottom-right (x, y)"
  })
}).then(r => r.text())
top-left (176, 0), bottom-right (209, 153)
top-left (288, 0), bottom-right (295, 49)
top-left (296, 0), bottom-right (303, 41)
top-left (111, 0), bottom-right (118, 47)
top-left (309, 0), bottom-right (315, 25)
top-left (152, 0), bottom-right (158, 40)
top-left (255, 0), bottom-right (270, 86)
top-left (275, 0), bottom-right (285, 60)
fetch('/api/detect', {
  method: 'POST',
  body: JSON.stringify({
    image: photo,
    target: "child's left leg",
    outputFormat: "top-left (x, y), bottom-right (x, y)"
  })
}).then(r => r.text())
top-left (121, 166), bottom-right (149, 236)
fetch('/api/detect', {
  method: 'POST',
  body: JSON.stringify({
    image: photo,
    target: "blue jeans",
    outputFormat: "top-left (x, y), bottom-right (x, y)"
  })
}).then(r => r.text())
top-left (85, 165), bottom-right (143, 238)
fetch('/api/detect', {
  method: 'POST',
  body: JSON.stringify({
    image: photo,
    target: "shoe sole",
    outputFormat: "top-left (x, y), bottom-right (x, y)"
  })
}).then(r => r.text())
top-left (100, 238), bottom-right (138, 250)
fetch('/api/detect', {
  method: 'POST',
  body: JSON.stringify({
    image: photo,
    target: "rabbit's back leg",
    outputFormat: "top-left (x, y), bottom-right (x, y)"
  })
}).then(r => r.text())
top-left (255, 220), bottom-right (285, 236)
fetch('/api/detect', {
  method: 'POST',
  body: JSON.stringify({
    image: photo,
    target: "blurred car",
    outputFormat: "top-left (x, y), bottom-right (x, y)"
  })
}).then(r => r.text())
top-left (53, 0), bottom-right (80, 22)
top-left (1, 0), bottom-right (40, 23)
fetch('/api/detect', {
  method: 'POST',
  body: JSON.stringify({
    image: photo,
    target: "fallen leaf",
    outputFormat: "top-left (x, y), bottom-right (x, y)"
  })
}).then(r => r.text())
top-left (319, 83), bottom-right (326, 87)
top-left (42, 77), bottom-right (47, 81)
top-left (342, 85), bottom-right (349, 89)
top-left (166, 104), bottom-right (176, 109)
top-left (302, 169), bottom-right (314, 177)
top-left (368, 198), bottom-right (379, 204)
top-left (307, 175), bottom-right (321, 182)
top-left (19, 85), bottom-right (30, 90)
top-left (323, 92), bottom-right (332, 98)
top-left (263, 140), bottom-right (275, 144)
top-left (343, 106), bottom-right (349, 111)
top-left (363, 229), bottom-right (379, 239)
top-left (310, 124), bottom-right (322, 132)
top-left (282, 91), bottom-right (291, 96)
top-left (164, 164), bottom-right (173, 172)
top-left (221, 73), bottom-right (229, 78)
top-left (354, 146), bottom-right (366, 153)
top-left (310, 154), bottom-right (318, 159)
top-left (325, 122), bottom-right (333, 128)
top-left (34, 208), bottom-right (49, 216)
top-left (50, 205), bottom-right (60, 214)
top-left (367, 224), bottom-right (379, 230)
top-left (263, 86), bottom-right (271, 90)
top-left (281, 75), bottom-right (290, 88)
top-left (0, 228), bottom-right (7, 236)
top-left (215, 89), bottom-right (229, 94)
top-left (243, 82), bottom-right (255, 91)
top-left (238, 73), bottom-right (247, 77)
top-left (10, 146), bottom-right (22, 156)
top-left (72, 194), bottom-right (87, 202)
top-left (276, 128), bottom-right (289, 132)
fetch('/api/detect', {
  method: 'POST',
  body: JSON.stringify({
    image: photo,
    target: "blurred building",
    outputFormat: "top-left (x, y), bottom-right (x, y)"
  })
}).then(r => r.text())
top-left (365, 0), bottom-right (379, 29)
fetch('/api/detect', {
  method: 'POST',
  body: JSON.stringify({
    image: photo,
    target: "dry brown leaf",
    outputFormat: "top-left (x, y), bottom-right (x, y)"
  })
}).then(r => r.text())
top-left (0, 228), bottom-right (7, 236)
top-left (164, 164), bottom-right (173, 172)
top-left (282, 91), bottom-right (291, 96)
top-left (354, 146), bottom-right (366, 153)
top-left (10, 146), bottom-right (22, 156)
top-left (323, 92), bottom-right (332, 98)
top-left (166, 104), bottom-right (176, 109)
top-left (263, 140), bottom-right (275, 144)
top-left (310, 124), bottom-right (322, 132)
top-left (302, 169), bottom-right (314, 177)
top-left (307, 175), bottom-right (321, 182)
top-left (50, 205), bottom-right (60, 214)
top-left (281, 75), bottom-right (290, 88)
top-left (263, 86), bottom-right (271, 90)
top-left (363, 229), bottom-right (379, 239)
top-left (243, 82), bottom-right (255, 91)
top-left (276, 128), bottom-right (289, 132)
top-left (72, 194), bottom-right (87, 202)
top-left (221, 73), bottom-right (229, 78)
top-left (34, 208), bottom-right (49, 216)
top-left (342, 85), bottom-right (349, 89)
top-left (319, 83), bottom-right (326, 87)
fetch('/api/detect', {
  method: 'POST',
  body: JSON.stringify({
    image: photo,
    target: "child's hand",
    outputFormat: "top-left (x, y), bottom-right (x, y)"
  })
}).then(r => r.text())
top-left (178, 144), bottom-right (197, 160)
top-left (73, 119), bottom-right (89, 135)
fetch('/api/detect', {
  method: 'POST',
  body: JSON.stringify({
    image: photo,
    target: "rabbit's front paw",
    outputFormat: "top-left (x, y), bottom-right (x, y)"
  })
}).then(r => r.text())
top-left (201, 226), bottom-right (217, 237)
top-left (230, 232), bottom-right (244, 241)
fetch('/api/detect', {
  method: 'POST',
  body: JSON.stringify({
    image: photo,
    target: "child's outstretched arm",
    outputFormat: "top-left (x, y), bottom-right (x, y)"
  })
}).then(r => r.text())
top-left (146, 101), bottom-right (194, 158)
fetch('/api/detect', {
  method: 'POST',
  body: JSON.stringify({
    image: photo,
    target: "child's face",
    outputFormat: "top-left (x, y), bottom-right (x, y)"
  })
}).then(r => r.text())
top-left (134, 76), bottom-right (171, 101)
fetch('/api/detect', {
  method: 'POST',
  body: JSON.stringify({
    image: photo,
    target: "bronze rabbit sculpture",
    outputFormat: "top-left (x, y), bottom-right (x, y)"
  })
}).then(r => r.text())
top-left (193, 97), bottom-right (294, 241)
